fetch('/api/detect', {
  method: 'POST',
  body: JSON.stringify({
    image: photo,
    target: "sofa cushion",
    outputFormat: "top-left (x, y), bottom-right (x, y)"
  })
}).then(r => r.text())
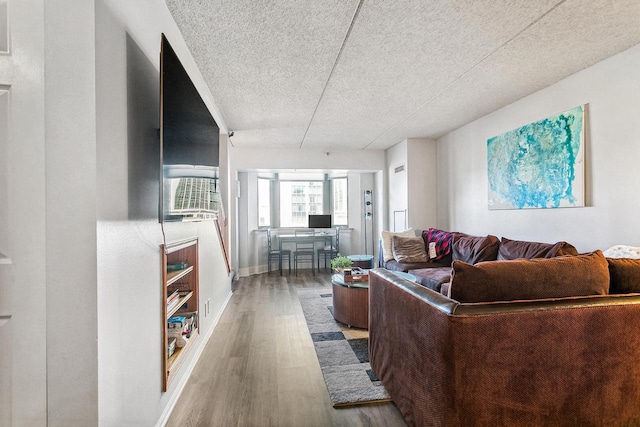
top-left (452, 234), bottom-right (500, 264)
top-left (607, 258), bottom-right (640, 294)
top-left (392, 235), bottom-right (428, 263)
top-left (449, 250), bottom-right (609, 303)
top-left (383, 259), bottom-right (450, 272)
top-left (381, 229), bottom-right (416, 262)
top-left (423, 228), bottom-right (454, 263)
top-left (409, 267), bottom-right (451, 292)
top-left (497, 237), bottom-right (578, 260)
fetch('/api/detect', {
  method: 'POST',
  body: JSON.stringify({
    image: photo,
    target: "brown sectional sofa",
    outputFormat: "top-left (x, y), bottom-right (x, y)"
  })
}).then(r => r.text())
top-left (369, 254), bottom-right (640, 426)
top-left (380, 229), bottom-right (579, 293)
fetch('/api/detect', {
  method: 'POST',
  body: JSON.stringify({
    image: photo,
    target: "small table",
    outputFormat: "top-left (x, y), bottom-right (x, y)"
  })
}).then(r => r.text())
top-left (331, 274), bottom-right (369, 329)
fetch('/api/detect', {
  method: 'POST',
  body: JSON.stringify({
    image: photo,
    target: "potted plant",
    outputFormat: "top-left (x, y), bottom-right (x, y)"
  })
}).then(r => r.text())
top-left (331, 254), bottom-right (353, 274)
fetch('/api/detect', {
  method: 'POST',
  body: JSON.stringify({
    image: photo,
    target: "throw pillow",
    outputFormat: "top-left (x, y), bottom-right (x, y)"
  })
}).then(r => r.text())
top-left (607, 258), bottom-right (640, 294)
top-left (423, 228), bottom-right (455, 262)
top-left (604, 245), bottom-right (640, 259)
top-left (452, 234), bottom-right (500, 264)
top-left (449, 250), bottom-right (609, 303)
top-left (392, 235), bottom-right (428, 263)
top-left (381, 228), bottom-right (416, 262)
top-left (497, 237), bottom-right (578, 260)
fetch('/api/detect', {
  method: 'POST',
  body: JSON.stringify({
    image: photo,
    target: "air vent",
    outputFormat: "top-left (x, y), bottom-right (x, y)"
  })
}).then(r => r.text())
top-left (394, 165), bottom-right (405, 173)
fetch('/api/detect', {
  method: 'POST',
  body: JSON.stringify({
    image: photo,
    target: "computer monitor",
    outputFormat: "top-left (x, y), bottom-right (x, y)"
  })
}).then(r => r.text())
top-left (308, 214), bottom-right (332, 228)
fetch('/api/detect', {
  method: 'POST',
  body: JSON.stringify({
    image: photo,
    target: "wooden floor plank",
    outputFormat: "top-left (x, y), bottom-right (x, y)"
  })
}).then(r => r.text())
top-left (166, 271), bottom-right (407, 427)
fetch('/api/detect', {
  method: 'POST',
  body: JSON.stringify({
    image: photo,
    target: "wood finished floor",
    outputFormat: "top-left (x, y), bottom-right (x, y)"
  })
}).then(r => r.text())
top-left (166, 270), bottom-right (407, 427)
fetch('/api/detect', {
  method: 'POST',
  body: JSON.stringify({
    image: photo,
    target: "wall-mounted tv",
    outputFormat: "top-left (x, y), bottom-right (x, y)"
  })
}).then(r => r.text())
top-left (160, 34), bottom-right (220, 222)
top-left (308, 214), bottom-right (332, 229)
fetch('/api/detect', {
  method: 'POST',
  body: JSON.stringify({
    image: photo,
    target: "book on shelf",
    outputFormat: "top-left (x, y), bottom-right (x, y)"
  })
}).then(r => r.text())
top-left (167, 290), bottom-right (180, 304)
top-left (167, 261), bottom-right (189, 271)
top-left (168, 315), bottom-right (187, 327)
top-left (166, 290), bottom-right (191, 308)
top-left (167, 337), bottom-right (177, 358)
top-left (167, 296), bottom-right (185, 314)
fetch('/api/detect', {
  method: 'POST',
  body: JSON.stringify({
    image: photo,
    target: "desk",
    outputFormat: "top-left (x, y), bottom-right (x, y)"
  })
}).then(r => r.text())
top-left (278, 232), bottom-right (334, 275)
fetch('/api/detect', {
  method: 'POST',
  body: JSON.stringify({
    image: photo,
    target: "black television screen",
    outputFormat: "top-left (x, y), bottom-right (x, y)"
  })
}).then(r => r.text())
top-left (308, 214), bottom-right (332, 229)
top-left (160, 34), bottom-right (220, 222)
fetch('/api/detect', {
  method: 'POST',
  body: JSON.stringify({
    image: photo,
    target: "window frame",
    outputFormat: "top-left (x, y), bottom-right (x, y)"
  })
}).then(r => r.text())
top-left (257, 174), bottom-right (349, 229)
top-left (330, 176), bottom-right (348, 227)
top-left (257, 177), bottom-right (273, 228)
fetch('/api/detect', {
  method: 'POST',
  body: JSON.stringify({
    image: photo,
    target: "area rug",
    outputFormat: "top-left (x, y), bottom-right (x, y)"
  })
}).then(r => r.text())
top-left (297, 288), bottom-right (391, 407)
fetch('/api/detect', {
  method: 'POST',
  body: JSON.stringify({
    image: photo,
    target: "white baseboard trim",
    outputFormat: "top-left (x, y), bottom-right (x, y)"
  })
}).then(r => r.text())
top-left (155, 289), bottom-right (233, 427)
top-left (238, 264), bottom-right (269, 277)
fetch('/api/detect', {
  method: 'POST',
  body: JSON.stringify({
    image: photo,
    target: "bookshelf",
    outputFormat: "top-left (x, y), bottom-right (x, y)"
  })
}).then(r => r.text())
top-left (161, 238), bottom-right (199, 391)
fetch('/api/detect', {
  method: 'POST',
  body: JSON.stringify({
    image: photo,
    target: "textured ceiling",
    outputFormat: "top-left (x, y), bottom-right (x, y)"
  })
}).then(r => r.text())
top-left (165, 0), bottom-right (640, 151)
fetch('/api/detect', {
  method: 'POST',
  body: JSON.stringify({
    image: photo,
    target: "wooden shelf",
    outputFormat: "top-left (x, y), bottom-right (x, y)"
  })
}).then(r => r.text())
top-left (166, 266), bottom-right (194, 286)
top-left (161, 238), bottom-right (199, 392)
top-left (166, 327), bottom-right (198, 386)
top-left (166, 291), bottom-right (193, 319)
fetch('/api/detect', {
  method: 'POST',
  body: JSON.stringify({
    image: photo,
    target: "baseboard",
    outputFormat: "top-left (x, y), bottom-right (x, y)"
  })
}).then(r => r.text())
top-left (238, 264), bottom-right (269, 277)
top-left (155, 289), bottom-right (233, 427)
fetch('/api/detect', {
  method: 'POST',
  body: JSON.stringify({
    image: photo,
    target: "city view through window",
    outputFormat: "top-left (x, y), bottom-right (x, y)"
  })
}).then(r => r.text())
top-left (258, 176), bottom-right (348, 228)
top-left (279, 181), bottom-right (323, 227)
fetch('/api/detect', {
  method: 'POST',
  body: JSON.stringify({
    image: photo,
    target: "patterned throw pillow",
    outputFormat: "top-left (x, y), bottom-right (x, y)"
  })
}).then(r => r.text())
top-left (423, 228), bottom-right (454, 262)
top-left (392, 236), bottom-right (428, 263)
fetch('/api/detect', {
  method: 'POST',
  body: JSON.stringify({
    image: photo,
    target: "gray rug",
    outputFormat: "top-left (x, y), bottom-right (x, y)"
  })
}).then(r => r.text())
top-left (297, 288), bottom-right (391, 407)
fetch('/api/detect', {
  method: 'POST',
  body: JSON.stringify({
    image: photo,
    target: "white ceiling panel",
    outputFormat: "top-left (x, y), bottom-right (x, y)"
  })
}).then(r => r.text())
top-left (165, 0), bottom-right (359, 131)
top-left (301, 0), bottom-right (561, 149)
top-left (165, 0), bottom-right (640, 151)
top-left (366, 0), bottom-right (640, 149)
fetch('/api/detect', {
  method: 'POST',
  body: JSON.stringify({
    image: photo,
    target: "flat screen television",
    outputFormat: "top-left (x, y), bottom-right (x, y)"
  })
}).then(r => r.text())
top-left (308, 214), bottom-right (332, 229)
top-left (160, 33), bottom-right (220, 222)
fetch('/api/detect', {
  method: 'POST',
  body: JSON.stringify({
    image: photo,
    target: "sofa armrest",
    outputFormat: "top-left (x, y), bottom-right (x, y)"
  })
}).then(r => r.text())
top-left (369, 268), bottom-right (640, 426)
top-left (369, 269), bottom-right (459, 426)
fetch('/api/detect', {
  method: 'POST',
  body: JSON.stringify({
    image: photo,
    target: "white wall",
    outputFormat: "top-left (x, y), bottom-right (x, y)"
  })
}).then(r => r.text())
top-left (386, 138), bottom-right (437, 232)
top-left (95, 0), bottom-right (232, 426)
top-left (407, 138), bottom-right (437, 231)
top-left (45, 1), bottom-right (99, 425)
top-left (386, 140), bottom-right (408, 231)
top-left (437, 43), bottom-right (640, 252)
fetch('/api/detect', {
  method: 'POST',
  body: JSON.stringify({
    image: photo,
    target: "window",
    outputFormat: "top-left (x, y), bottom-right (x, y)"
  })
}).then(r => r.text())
top-left (279, 181), bottom-right (323, 227)
top-left (332, 177), bottom-right (348, 226)
top-left (258, 178), bottom-right (271, 227)
top-left (256, 173), bottom-right (350, 228)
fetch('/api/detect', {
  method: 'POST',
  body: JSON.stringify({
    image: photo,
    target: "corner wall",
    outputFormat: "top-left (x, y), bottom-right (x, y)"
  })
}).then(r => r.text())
top-left (45, 1), bottom-right (98, 425)
top-left (385, 138), bottom-right (437, 232)
top-left (437, 43), bottom-right (640, 252)
top-left (95, 1), bottom-right (232, 425)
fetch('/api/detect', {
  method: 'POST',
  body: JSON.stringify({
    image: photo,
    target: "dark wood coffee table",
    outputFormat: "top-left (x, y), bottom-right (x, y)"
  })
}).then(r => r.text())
top-left (331, 274), bottom-right (369, 329)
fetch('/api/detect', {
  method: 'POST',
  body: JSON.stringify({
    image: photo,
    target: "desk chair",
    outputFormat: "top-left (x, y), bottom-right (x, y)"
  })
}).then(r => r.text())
top-left (293, 229), bottom-right (315, 276)
top-left (317, 227), bottom-right (340, 271)
top-left (267, 229), bottom-right (290, 274)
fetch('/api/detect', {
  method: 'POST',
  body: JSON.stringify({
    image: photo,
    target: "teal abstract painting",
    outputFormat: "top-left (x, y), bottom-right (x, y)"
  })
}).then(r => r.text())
top-left (487, 105), bottom-right (585, 210)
